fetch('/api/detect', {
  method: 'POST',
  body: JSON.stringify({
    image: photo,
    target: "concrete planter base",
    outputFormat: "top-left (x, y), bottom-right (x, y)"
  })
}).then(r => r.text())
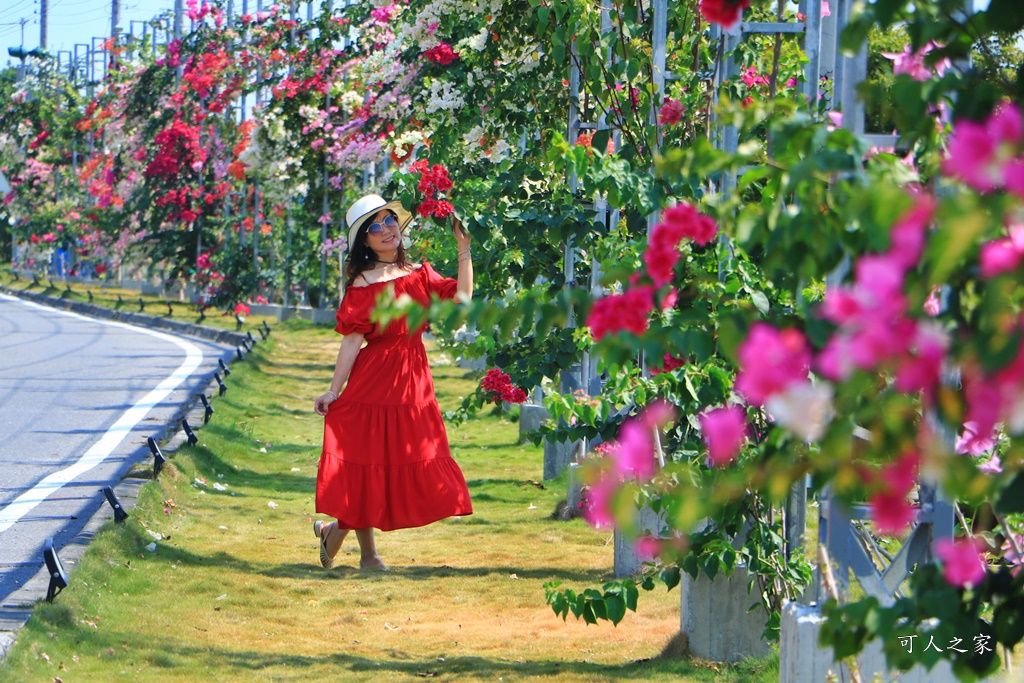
top-left (779, 601), bottom-right (961, 683)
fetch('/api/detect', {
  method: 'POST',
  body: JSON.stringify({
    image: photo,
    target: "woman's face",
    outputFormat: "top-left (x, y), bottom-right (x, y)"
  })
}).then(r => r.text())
top-left (364, 209), bottom-right (401, 255)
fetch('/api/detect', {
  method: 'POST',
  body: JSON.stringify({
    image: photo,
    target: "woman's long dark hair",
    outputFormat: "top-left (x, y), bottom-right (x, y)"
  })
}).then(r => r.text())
top-left (343, 210), bottom-right (410, 288)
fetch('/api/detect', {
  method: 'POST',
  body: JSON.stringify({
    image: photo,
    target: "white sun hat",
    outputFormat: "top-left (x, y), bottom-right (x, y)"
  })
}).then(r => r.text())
top-left (346, 194), bottom-right (413, 247)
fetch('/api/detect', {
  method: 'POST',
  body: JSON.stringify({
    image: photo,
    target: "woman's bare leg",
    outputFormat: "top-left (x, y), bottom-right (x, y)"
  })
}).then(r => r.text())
top-left (324, 521), bottom-right (349, 558)
top-left (354, 528), bottom-right (387, 570)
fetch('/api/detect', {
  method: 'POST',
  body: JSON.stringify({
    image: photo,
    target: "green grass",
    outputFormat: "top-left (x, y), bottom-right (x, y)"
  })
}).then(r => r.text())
top-left (0, 266), bottom-right (275, 334)
top-left (0, 321), bottom-right (778, 682)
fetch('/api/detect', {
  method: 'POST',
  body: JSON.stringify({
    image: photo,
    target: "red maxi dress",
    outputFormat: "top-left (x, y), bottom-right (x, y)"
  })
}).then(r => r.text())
top-left (316, 262), bottom-right (473, 531)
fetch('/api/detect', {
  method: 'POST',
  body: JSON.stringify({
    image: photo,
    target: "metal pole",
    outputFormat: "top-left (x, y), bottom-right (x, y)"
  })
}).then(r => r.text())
top-left (112, 0), bottom-right (121, 42)
top-left (40, 0), bottom-right (49, 49)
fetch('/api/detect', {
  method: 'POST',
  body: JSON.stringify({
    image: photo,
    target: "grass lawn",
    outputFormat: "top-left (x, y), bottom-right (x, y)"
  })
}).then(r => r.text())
top-left (0, 319), bottom-right (778, 682)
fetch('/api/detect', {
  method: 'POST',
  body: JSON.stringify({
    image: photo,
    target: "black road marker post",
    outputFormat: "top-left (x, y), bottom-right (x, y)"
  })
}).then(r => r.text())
top-left (198, 393), bottom-right (215, 424)
top-left (218, 358), bottom-right (231, 376)
top-left (181, 418), bottom-right (199, 446)
top-left (43, 538), bottom-right (69, 603)
top-left (102, 486), bottom-right (129, 523)
top-left (214, 372), bottom-right (227, 396)
top-left (148, 437), bottom-right (167, 478)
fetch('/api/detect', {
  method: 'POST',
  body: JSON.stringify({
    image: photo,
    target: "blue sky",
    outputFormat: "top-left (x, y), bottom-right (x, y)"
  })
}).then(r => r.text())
top-left (1, 0), bottom-right (178, 65)
top-left (0, 0), bottom-right (998, 71)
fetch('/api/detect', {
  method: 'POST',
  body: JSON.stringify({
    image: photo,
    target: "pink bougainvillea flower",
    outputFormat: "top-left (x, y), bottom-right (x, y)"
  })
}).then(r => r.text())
top-left (699, 0), bottom-right (751, 29)
top-left (979, 237), bottom-right (1024, 278)
top-left (978, 454), bottom-right (1002, 474)
top-left (586, 286), bottom-right (655, 340)
top-left (821, 1), bottom-right (831, 17)
top-left (741, 66), bottom-right (769, 88)
top-left (816, 334), bottom-right (856, 381)
top-left (894, 321), bottom-right (948, 394)
top-left (1005, 159), bottom-right (1024, 198)
top-left (644, 221), bottom-right (683, 286)
top-left (658, 98), bottom-right (684, 126)
top-left (611, 418), bottom-right (656, 480)
top-left (956, 420), bottom-right (997, 456)
top-left (881, 41), bottom-right (950, 82)
top-left (944, 103), bottom-right (1023, 192)
top-left (888, 195), bottom-right (935, 269)
top-left (660, 202), bottom-right (718, 246)
top-left (234, 302), bottom-right (251, 317)
top-left (870, 490), bottom-right (915, 535)
top-left (923, 285), bottom-right (942, 316)
top-left (1002, 534), bottom-right (1024, 576)
top-left (735, 323), bottom-right (812, 405)
top-left (583, 476), bottom-right (616, 528)
top-left (635, 536), bottom-right (663, 562)
top-left (935, 537), bottom-right (987, 588)
top-left (700, 405), bottom-right (748, 467)
top-left (196, 253), bottom-right (211, 269)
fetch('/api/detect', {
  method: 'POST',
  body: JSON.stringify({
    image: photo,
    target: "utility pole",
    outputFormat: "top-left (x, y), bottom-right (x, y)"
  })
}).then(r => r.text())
top-left (173, 0), bottom-right (182, 40)
top-left (111, 0), bottom-right (121, 41)
top-left (40, 0), bottom-right (48, 48)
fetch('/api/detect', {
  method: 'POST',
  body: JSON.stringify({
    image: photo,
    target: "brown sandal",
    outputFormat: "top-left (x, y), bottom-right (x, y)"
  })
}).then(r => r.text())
top-left (313, 521), bottom-right (336, 569)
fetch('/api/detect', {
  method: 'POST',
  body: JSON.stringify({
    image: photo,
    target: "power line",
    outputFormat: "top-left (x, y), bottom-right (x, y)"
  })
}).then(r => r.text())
top-left (0, 1), bottom-right (35, 22)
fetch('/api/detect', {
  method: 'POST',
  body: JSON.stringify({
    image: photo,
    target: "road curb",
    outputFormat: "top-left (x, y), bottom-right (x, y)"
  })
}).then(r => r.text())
top-left (0, 290), bottom-right (257, 663)
top-left (0, 285), bottom-right (250, 348)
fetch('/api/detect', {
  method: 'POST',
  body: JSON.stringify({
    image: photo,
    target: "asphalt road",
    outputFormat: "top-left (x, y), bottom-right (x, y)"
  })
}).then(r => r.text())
top-left (0, 293), bottom-right (233, 606)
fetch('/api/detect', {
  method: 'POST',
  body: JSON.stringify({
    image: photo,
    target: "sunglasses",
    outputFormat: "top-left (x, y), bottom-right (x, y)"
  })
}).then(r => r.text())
top-left (367, 215), bottom-right (398, 235)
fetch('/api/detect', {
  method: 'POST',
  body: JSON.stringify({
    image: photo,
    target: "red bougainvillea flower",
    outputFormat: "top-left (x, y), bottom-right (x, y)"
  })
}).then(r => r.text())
top-left (661, 202), bottom-right (718, 246)
top-left (649, 352), bottom-right (686, 376)
top-left (699, 0), bottom-right (751, 30)
top-left (935, 537), bottom-right (987, 588)
top-left (586, 286), bottom-right (655, 340)
top-left (480, 368), bottom-right (528, 404)
top-left (642, 202), bottom-right (718, 286)
top-left (413, 162), bottom-right (456, 218)
top-left (700, 405), bottom-right (748, 467)
top-left (234, 302), bottom-right (251, 317)
top-left (424, 43), bottom-right (460, 65)
top-left (658, 98), bottom-right (684, 126)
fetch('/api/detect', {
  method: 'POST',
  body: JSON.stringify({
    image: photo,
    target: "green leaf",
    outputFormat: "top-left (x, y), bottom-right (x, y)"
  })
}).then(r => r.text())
top-left (997, 471), bottom-right (1024, 514)
top-left (986, 0), bottom-right (1024, 34)
top-left (605, 595), bottom-right (627, 625)
top-left (748, 288), bottom-right (770, 315)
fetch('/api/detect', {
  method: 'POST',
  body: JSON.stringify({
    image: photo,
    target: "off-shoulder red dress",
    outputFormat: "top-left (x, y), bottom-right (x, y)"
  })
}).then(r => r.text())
top-left (316, 262), bottom-right (473, 531)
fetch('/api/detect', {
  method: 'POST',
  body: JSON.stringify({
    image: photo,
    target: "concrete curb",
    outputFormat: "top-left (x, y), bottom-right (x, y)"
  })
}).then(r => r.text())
top-left (0, 285), bottom-right (251, 348)
top-left (0, 289), bottom-right (256, 663)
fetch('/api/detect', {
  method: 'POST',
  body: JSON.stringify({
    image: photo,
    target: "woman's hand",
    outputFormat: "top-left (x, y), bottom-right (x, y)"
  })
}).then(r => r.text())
top-left (453, 216), bottom-right (471, 251)
top-left (314, 391), bottom-right (338, 416)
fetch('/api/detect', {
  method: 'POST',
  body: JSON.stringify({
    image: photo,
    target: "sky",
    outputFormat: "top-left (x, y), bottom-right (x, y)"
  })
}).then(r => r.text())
top-left (1, 0), bottom-right (178, 65)
top-left (0, 0), bottom-right (998, 70)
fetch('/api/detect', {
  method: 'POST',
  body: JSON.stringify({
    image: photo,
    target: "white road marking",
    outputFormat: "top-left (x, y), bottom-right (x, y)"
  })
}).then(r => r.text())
top-left (0, 294), bottom-right (204, 536)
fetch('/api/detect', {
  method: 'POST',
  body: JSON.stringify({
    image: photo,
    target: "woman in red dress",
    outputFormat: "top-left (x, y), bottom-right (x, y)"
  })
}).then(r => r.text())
top-left (312, 194), bottom-right (473, 570)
